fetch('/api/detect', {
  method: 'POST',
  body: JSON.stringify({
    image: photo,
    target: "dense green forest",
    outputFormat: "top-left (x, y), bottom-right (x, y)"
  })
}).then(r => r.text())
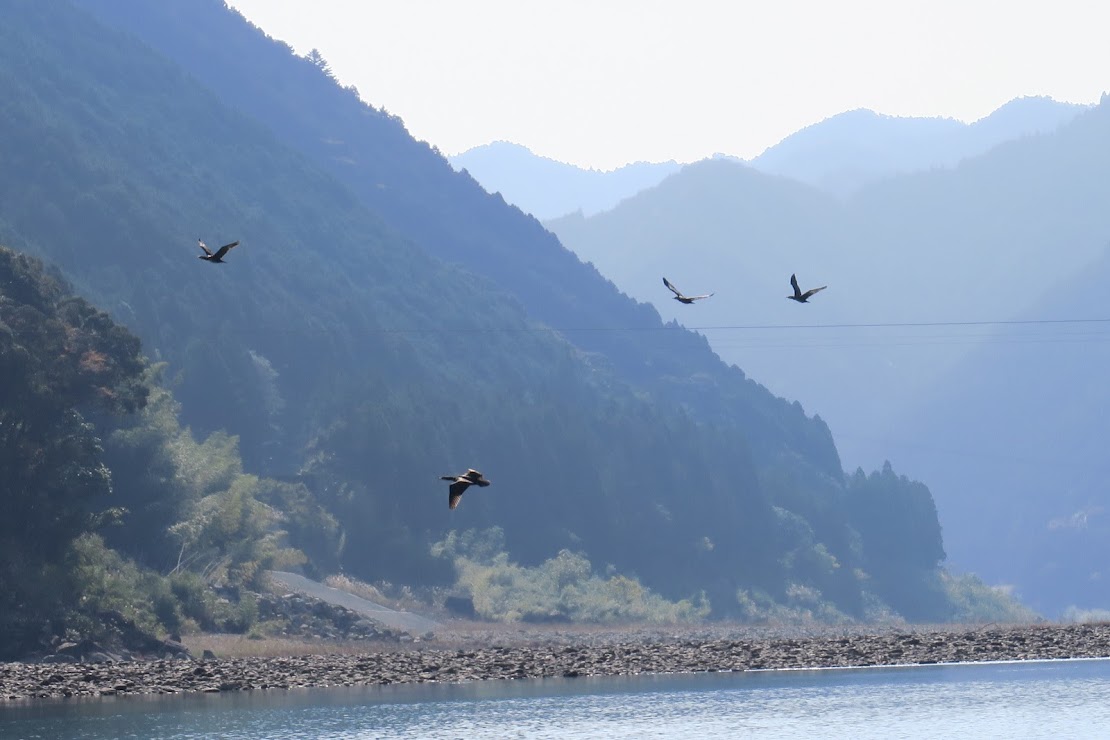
top-left (0, 247), bottom-right (332, 657)
top-left (0, 1), bottom-right (1029, 657)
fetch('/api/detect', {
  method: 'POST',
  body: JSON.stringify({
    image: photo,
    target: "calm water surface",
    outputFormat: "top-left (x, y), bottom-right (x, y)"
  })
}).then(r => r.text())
top-left (2, 658), bottom-right (1109, 739)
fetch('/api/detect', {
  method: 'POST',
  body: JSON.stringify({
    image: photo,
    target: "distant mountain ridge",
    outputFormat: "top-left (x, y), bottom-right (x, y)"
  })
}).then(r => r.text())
top-left (67, 0), bottom-right (1108, 620)
top-left (752, 96), bottom-right (1088, 196)
top-left (0, 0), bottom-right (983, 626)
top-left (449, 141), bottom-right (681, 220)
top-left (547, 98), bottom-right (1110, 616)
top-left (451, 98), bottom-right (1086, 219)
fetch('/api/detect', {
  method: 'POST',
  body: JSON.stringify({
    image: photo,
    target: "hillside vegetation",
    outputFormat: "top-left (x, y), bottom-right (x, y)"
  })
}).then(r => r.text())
top-left (0, 247), bottom-right (327, 657)
top-left (0, 1), bottom-right (1029, 657)
top-left (547, 98), bottom-right (1110, 615)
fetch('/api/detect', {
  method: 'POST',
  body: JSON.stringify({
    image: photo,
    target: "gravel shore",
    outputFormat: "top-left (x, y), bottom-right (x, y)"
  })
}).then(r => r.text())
top-left (3, 622), bottom-right (1109, 702)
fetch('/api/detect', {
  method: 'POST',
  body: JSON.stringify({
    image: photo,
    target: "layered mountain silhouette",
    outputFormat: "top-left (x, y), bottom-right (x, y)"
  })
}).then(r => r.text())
top-left (0, 0), bottom-right (976, 621)
top-left (752, 97), bottom-right (1087, 196)
top-left (449, 98), bottom-right (1085, 221)
top-left (548, 97), bottom-right (1110, 615)
top-left (450, 141), bottom-right (681, 220)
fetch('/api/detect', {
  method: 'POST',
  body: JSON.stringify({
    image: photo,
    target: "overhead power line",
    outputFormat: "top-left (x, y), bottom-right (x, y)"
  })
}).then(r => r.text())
top-left (676, 317), bottom-right (1110, 332)
top-left (7, 315), bottom-right (1110, 341)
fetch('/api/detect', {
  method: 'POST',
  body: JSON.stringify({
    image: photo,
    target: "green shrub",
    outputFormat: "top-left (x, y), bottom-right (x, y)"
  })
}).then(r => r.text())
top-left (170, 571), bottom-right (217, 626)
top-left (1062, 606), bottom-right (1110, 623)
top-left (231, 592), bottom-right (259, 632)
top-left (435, 529), bottom-right (709, 623)
top-left (734, 585), bottom-right (852, 625)
top-left (68, 534), bottom-right (167, 636)
top-left (167, 572), bottom-right (262, 633)
top-left (942, 571), bottom-right (1039, 623)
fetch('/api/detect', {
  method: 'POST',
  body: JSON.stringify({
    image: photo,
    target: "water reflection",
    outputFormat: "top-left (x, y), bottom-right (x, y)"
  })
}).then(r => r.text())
top-left (3, 659), bottom-right (1110, 739)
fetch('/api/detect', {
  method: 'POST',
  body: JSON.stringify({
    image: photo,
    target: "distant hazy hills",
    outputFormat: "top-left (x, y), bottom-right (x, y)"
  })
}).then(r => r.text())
top-left (452, 97), bottom-right (1086, 221)
top-left (894, 243), bottom-right (1110, 616)
top-left (449, 142), bottom-right (681, 220)
top-left (548, 98), bottom-right (1110, 616)
top-left (752, 96), bottom-right (1087, 196)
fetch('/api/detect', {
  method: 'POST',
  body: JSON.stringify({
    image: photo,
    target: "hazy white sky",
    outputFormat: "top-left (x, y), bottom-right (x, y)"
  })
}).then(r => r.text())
top-left (228, 0), bottom-right (1109, 171)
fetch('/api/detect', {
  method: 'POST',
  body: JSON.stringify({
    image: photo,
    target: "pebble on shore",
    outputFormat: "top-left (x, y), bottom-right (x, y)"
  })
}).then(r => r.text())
top-left (2, 622), bottom-right (1109, 702)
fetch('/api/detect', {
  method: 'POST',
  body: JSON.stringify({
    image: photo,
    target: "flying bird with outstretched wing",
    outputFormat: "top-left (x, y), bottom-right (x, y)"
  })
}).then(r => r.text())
top-left (440, 468), bottom-right (491, 510)
top-left (787, 273), bottom-right (826, 303)
top-left (663, 277), bottom-right (713, 304)
top-left (197, 238), bottom-right (240, 263)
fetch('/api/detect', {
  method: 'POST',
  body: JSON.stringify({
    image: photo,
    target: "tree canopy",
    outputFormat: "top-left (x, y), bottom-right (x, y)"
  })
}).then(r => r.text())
top-left (0, 1), bottom-right (1027, 651)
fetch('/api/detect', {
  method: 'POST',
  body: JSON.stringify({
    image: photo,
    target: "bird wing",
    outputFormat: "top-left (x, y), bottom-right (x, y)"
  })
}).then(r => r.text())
top-left (790, 273), bottom-right (802, 298)
top-left (801, 286), bottom-right (827, 300)
top-left (662, 277), bottom-right (683, 298)
top-left (212, 241), bottom-right (240, 260)
top-left (197, 239), bottom-right (213, 257)
top-left (449, 480), bottom-right (469, 509)
top-left (686, 293), bottom-right (713, 301)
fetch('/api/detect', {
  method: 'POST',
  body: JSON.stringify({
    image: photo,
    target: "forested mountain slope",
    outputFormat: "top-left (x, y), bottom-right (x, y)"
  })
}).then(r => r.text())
top-left (546, 95), bottom-right (1110, 614)
top-left (546, 159), bottom-right (901, 469)
top-left (549, 101), bottom-right (1110, 473)
top-left (0, 247), bottom-right (148, 653)
top-left (73, 0), bottom-right (846, 477)
top-left (893, 243), bottom-right (1110, 615)
top-left (0, 0), bottom-right (1007, 625)
top-left (0, 246), bottom-right (330, 657)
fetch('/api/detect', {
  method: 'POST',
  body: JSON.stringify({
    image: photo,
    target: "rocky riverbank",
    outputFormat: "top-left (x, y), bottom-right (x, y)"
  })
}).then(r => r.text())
top-left (3, 622), bottom-right (1109, 702)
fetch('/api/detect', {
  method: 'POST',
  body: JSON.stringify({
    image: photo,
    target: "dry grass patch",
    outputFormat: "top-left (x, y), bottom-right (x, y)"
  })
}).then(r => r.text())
top-left (181, 633), bottom-right (395, 659)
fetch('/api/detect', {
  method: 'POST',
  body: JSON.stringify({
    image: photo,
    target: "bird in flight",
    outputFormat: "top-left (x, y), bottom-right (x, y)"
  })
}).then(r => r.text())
top-left (441, 468), bottom-right (491, 510)
top-left (663, 277), bottom-right (713, 304)
top-left (197, 239), bottom-right (240, 263)
top-left (787, 273), bottom-right (826, 303)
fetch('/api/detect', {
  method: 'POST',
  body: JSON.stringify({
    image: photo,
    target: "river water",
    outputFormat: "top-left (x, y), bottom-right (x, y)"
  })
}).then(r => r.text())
top-left (2, 658), bottom-right (1109, 739)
